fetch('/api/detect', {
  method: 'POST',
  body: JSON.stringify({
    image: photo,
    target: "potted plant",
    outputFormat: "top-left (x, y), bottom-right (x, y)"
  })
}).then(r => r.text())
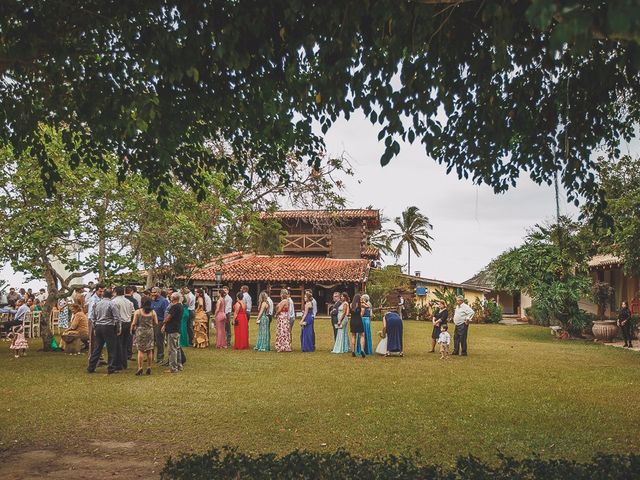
top-left (591, 282), bottom-right (619, 342)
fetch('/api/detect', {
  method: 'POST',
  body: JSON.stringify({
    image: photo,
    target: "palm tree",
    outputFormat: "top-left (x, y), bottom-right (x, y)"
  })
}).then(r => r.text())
top-left (366, 214), bottom-right (395, 256)
top-left (389, 206), bottom-right (433, 275)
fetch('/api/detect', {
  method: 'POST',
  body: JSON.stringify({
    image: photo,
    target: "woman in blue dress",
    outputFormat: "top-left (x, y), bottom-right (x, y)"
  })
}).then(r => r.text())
top-left (356, 294), bottom-right (373, 355)
top-left (383, 310), bottom-right (403, 356)
top-left (331, 293), bottom-right (351, 354)
top-left (300, 291), bottom-right (315, 352)
top-left (254, 291), bottom-right (271, 352)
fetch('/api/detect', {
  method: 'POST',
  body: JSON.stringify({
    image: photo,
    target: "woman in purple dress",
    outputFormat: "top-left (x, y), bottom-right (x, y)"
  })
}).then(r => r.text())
top-left (300, 291), bottom-right (315, 352)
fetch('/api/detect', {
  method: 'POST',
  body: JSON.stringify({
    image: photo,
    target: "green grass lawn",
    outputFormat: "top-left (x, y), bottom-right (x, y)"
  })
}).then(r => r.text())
top-left (1, 321), bottom-right (638, 466)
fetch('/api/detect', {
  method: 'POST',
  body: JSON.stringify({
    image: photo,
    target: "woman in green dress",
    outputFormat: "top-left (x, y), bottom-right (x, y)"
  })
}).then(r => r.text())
top-left (254, 291), bottom-right (270, 352)
top-left (180, 296), bottom-right (190, 347)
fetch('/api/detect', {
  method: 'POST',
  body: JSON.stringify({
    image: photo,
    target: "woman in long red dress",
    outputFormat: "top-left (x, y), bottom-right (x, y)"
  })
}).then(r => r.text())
top-left (232, 292), bottom-right (249, 350)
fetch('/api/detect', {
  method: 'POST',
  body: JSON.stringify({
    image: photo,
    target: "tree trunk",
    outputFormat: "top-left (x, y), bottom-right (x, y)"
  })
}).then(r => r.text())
top-left (145, 268), bottom-right (155, 289)
top-left (97, 191), bottom-right (110, 282)
top-left (407, 243), bottom-right (411, 275)
top-left (41, 266), bottom-right (58, 351)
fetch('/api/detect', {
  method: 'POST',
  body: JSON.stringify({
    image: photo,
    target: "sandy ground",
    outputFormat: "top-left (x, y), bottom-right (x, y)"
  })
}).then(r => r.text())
top-left (0, 441), bottom-right (161, 479)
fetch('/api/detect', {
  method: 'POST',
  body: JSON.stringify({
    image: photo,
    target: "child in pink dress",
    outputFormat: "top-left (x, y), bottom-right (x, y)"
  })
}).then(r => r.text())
top-left (9, 326), bottom-right (28, 358)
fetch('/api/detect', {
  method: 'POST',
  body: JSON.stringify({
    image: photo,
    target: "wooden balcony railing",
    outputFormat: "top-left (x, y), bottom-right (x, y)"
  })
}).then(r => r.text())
top-left (283, 234), bottom-right (331, 252)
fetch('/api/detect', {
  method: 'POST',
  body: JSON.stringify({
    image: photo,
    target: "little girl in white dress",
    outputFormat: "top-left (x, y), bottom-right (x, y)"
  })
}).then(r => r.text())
top-left (9, 326), bottom-right (28, 358)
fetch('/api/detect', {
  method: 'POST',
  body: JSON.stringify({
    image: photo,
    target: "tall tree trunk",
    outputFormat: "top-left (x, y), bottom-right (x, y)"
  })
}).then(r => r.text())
top-left (98, 235), bottom-right (106, 283)
top-left (145, 268), bottom-right (155, 289)
top-left (97, 191), bottom-right (110, 282)
top-left (407, 243), bottom-right (411, 275)
top-left (41, 266), bottom-right (58, 351)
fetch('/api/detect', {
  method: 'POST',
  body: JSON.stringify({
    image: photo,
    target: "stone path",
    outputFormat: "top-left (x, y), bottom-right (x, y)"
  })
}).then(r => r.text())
top-left (602, 340), bottom-right (640, 352)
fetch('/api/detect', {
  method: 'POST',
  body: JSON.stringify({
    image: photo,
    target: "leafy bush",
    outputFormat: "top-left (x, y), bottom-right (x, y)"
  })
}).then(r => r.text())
top-left (161, 447), bottom-right (640, 480)
top-left (570, 309), bottom-right (597, 335)
top-left (526, 301), bottom-right (552, 326)
top-left (471, 297), bottom-right (503, 323)
top-left (592, 281), bottom-right (615, 320)
top-left (366, 267), bottom-right (410, 314)
top-left (484, 300), bottom-right (503, 324)
top-left (414, 303), bottom-right (431, 321)
top-left (431, 287), bottom-right (458, 317)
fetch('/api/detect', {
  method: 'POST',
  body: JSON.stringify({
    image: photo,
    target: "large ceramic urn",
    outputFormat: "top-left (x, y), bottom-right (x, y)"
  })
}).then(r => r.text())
top-left (592, 320), bottom-right (620, 342)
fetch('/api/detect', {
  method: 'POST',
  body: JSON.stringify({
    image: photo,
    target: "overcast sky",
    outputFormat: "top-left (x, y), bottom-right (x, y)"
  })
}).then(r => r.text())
top-left (323, 111), bottom-right (580, 283)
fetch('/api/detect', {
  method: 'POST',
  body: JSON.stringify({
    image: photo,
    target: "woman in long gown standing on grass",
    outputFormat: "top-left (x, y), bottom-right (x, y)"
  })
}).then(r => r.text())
top-left (332, 293), bottom-right (351, 354)
top-left (349, 293), bottom-right (366, 358)
top-left (300, 291), bottom-right (315, 352)
top-left (275, 289), bottom-right (292, 352)
top-left (357, 294), bottom-right (373, 355)
top-left (214, 289), bottom-right (227, 348)
top-left (254, 291), bottom-right (271, 352)
top-left (233, 292), bottom-right (249, 350)
top-left (180, 295), bottom-right (190, 348)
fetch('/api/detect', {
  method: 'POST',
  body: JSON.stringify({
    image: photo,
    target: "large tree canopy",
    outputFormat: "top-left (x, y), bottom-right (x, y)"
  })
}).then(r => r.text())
top-left (1, 1), bottom-right (639, 203)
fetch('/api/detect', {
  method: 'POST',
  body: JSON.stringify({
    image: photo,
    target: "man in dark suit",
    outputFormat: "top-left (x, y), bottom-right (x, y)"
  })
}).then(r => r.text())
top-left (330, 291), bottom-right (342, 340)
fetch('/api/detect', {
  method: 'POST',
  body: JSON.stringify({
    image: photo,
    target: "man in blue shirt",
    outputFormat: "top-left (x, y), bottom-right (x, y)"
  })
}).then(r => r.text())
top-left (151, 287), bottom-right (169, 363)
top-left (1, 298), bottom-right (29, 333)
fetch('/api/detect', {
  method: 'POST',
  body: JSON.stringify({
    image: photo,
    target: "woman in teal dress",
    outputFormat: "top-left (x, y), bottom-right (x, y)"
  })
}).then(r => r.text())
top-left (254, 291), bottom-right (270, 352)
top-left (331, 293), bottom-right (351, 354)
top-left (356, 294), bottom-right (373, 355)
top-left (180, 297), bottom-right (190, 347)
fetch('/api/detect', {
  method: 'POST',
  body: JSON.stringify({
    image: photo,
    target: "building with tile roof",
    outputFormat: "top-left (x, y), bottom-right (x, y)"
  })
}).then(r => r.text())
top-left (586, 254), bottom-right (640, 316)
top-left (191, 209), bottom-right (381, 315)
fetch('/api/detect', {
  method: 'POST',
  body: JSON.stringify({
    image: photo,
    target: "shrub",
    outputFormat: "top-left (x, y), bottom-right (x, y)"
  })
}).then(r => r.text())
top-left (161, 448), bottom-right (640, 480)
top-left (484, 300), bottom-right (503, 324)
top-left (431, 287), bottom-right (458, 317)
top-left (471, 297), bottom-right (502, 324)
top-left (526, 301), bottom-right (552, 326)
top-left (414, 303), bottom-right (431, 321)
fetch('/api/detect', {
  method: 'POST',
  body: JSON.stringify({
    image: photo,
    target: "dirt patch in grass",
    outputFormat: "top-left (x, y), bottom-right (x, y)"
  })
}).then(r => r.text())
top-left (0, 443), bottom-right (160, 480)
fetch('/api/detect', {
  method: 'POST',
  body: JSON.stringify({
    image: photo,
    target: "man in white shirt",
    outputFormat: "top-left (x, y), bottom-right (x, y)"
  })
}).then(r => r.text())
top-left (86, 284), bottom-right (104, 321)
top-left (130, 285), bottom-right (142, 309)
top-left (266, 293), bottom-right (274, 324)
top-left (398, 294), bottom-right (406, 320)
top-left (83, 282), bottom-right (95, 309)
top-left (241, 285), bottom-right (252, 321)
top-left (223, 287), bottom-right (232, 346)
top-left (203, 289), bottom-right (212, 315)
top-left (452, 295), bottom-right (474, 356)
top-left (36, 288), bottom-right (48, 303)
top-left (288, 294), bottom-right (295, 332)
top-left (112, 286), bottom-right (135, 369)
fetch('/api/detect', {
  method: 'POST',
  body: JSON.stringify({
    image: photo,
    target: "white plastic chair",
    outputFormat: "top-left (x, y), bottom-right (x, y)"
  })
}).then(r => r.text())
top-left (50, 310), bottom-right (60, 335)
top-left (31, 311), bottom-right (41, 338)
top-left (22, 312), bottom-right (33, 338)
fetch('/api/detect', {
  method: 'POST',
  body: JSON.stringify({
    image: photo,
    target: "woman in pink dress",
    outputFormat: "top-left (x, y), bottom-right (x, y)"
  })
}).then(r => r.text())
top-left (214, 288), bottom-right (227, 348)
top-left (275, 289), bottom-right (292, 352)
top-left (232, 292), bottom-right (249, 350)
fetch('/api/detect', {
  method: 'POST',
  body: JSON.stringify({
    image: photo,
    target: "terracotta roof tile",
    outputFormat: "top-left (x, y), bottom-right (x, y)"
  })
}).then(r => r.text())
top-left (191, 255), bottom-right (370, 283)
top-left (361, 246), bottom-right (380, 259)
top-left (261, 209), bottom-right (381, 228)
top-left (588, 254), bottom-right (622, 268)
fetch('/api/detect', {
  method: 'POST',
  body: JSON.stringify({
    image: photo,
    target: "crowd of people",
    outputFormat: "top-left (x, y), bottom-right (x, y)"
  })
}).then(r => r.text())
top-left (2, 280), bottom-right (483, 370)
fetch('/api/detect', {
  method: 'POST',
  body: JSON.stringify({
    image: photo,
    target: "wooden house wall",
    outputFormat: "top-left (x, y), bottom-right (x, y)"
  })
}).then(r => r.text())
top-left (330, 225), bottom-right (363, 259)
